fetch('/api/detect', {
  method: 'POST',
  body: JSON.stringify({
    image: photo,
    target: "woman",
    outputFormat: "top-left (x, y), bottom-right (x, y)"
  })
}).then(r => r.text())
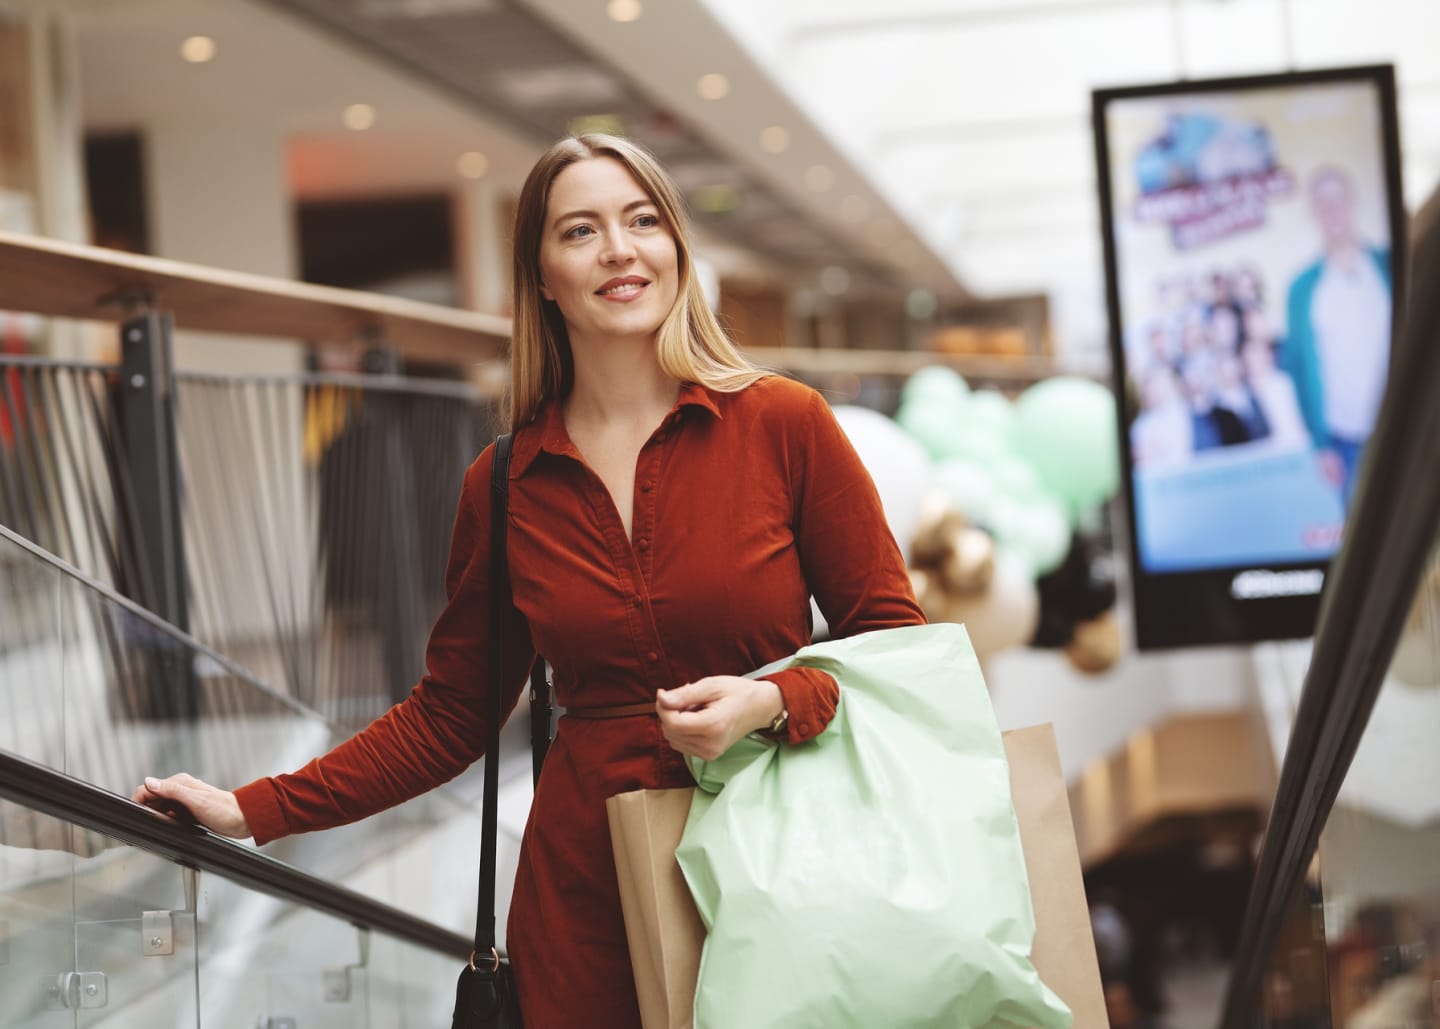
top-left (135, 134), bottom-right (924, 1026)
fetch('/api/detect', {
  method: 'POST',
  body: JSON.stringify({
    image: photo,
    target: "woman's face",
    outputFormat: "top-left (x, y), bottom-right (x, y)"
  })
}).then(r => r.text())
top-left (538, 156), bottom-right (679, 349)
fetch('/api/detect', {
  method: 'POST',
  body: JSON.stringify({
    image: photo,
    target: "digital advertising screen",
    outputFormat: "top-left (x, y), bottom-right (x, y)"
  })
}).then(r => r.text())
top-left (1093, 66), bottom-right (1406, 650)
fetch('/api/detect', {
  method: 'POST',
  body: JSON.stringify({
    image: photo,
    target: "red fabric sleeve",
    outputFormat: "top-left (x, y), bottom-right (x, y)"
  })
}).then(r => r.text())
top-left (234, 446), bottom-right (535, 845)
top-left (768, 389), bottom-right (926, 744)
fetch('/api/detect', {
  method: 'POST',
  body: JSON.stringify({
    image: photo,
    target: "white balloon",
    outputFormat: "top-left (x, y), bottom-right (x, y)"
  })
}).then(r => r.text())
top-left (832, 405), bottom-right (932, 558)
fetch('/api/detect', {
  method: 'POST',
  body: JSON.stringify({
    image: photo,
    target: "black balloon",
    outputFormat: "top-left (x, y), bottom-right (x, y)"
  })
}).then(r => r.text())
top-left (1030, 532), bottom-right (1117, 648)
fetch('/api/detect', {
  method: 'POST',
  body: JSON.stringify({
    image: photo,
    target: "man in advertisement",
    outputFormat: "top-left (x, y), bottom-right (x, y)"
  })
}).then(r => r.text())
top-left (1283, 166), bottom-right (1393, 508)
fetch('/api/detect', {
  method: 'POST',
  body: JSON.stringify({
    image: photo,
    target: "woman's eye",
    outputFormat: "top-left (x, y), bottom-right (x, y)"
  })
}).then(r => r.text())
top-left (564, 225), bottom-right (593, 240)
top-left (634, 214), bottom-right (659, 228)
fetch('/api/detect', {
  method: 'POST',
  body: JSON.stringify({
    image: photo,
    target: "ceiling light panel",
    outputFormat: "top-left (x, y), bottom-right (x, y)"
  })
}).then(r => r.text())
top-left (357, 0), bottom-right (503, 18)
top-left (493, 65), bottom-right (626, 108)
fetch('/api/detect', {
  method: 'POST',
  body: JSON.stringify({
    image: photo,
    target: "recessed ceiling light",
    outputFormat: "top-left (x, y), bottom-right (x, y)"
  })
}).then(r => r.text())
top-left (180, 36), bottom-right (216, 63)
top-left (759, 125), bottom-right (790, 154)
top-left (804, 165), bottom-right (834, 193)
top-left (839, 195), bottom-right (869, 222)
top-left (457, 151), bottom-right (490, 179)
top-left (343, 104), bottom-right (376, 131)
top-left (697, 73), bottom-right (730, 101)
top-left (607, 0), bottom-right (642, 22)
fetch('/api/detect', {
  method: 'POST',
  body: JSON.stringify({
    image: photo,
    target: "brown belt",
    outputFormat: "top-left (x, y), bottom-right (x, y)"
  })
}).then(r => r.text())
top-left (563, 701), bottom-right (658, 720)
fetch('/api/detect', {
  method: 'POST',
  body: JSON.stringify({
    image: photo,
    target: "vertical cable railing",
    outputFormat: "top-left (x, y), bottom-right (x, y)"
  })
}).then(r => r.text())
top-left (0, 356), bottom-right (148, 597)
top-left (0, 352), bottom-right (496, 731)
top-left (174, 371), bottom-right (495, 725)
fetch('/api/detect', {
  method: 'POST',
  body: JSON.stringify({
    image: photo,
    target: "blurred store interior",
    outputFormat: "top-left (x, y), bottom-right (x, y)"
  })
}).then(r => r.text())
top-left (1, 0), bottom-right (1438, 1026)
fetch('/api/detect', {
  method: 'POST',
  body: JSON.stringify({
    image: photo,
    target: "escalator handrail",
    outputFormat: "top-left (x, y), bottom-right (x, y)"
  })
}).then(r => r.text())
top-left (1219, 219), bottom-right (1440, 1027)
top-left (0, 746), bottom-right (473, 960)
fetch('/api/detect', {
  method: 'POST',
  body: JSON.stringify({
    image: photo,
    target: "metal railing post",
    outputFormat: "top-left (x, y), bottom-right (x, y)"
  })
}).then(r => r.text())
top-left (116, 310), bottom-right (188, 631)
top-left (117, 309), bottom-right (196, 720)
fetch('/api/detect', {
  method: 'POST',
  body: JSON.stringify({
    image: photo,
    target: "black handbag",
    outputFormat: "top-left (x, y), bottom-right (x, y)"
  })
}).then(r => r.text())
top-left (452, 433), bottom-right (552, 1029)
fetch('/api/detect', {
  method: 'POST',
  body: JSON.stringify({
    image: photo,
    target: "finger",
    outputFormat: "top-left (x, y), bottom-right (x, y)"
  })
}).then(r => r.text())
top-left (655, 686), bottom-right (694, 711)
top-left (658, 680), bottom-right (725, 710)
top-left (658, 705), bottom-right (722, 734)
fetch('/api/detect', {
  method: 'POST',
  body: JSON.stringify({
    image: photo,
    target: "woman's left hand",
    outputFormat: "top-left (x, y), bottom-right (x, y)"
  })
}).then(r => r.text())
top-left (657, 676), bottom-right (784, 761)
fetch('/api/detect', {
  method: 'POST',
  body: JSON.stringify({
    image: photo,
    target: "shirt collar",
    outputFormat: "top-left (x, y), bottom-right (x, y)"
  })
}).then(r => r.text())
top-left (509, 380), bottom-right (722, 479)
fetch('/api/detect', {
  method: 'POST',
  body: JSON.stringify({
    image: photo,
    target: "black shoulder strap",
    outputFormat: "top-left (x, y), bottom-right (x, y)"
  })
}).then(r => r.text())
top-left (475, 433), bottom-right (551, 961)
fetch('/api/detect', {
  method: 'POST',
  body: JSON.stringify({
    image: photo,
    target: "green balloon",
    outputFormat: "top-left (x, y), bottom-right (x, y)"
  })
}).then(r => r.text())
top-left (963, 390), bottom-right (1016, 444)
top-left (989, 453), bottom-right (1045, 505)
top-left (1011, 377), bottom-right (1120, 515)
top-left (947, 424), bottom-right (1009, 465)
top-left (991, 494), bottom-right (1071, 577)
top-left (933, 459), bottom-right (998, 524)
top-left (896, 398), bottom-right (967, 462)
top-left (901, 366), bottom-right (969, 410)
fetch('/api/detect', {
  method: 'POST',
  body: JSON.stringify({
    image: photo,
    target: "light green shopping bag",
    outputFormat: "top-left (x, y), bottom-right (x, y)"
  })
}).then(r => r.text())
top-left (676, 623), bottom-right (1073, 1029)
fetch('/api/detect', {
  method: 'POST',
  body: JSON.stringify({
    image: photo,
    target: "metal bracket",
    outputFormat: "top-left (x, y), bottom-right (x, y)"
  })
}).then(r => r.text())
top-left (142, 867), bottom-right (196, 956)
top-left (142, 910), bottom-right (173, 956)
top-left (50, 971), bottom-right (107, 1009)
top-left (323, 927), bottom-right (371, 1003)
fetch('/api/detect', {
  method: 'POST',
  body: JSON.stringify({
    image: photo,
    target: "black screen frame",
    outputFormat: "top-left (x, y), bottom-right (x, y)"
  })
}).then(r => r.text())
top-left (1092, 64), bottom-right (1408, 651)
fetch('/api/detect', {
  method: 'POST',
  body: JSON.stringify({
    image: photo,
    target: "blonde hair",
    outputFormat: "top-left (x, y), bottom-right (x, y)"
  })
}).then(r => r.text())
top-left (507, 133), bottom-right (765, 430)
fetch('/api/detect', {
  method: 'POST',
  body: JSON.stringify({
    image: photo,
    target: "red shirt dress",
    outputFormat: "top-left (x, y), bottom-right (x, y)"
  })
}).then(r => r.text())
top-left (234, 375), bottom-right (925, 1027)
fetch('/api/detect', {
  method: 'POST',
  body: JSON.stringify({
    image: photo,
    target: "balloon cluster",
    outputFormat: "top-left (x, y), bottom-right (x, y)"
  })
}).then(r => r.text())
top-left (896, 368), bottom-right (1119, 578)
top-left (833, 366), bottom-right (1124, 671)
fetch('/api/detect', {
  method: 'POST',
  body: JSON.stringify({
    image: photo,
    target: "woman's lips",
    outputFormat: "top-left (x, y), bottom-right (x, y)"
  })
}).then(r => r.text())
top-left (596, 280), bottom-right (649, 301)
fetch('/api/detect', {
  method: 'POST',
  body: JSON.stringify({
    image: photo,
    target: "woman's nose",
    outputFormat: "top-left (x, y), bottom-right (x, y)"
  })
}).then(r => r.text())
top-left (600, 229), bottom-right (636, 264)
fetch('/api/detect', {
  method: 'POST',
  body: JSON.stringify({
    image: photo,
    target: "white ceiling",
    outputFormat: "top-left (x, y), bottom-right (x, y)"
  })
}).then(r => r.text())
top-left (57, 0), bottom-right (1440, 356)
top-left (70, 0), bottom-right (544, 194)
top-left (691, 0), bottom-right (1440, 358)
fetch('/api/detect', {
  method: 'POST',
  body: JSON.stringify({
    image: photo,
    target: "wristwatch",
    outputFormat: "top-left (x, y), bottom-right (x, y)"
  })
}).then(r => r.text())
top-left (763, 707), bottom-right (789, 738)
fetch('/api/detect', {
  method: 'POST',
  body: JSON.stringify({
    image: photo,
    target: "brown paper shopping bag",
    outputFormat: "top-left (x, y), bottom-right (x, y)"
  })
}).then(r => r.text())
top-left (606, 723), bottom-right (1107, 1029)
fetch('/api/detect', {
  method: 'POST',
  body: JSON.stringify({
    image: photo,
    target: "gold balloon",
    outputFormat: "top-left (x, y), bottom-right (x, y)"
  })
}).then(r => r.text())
top-left (909, 508), bottom-right (965, 570)
top-left (1064, 611), bottom-right (1122, 675)
top-left (940, 527), bottom-right (995, 596)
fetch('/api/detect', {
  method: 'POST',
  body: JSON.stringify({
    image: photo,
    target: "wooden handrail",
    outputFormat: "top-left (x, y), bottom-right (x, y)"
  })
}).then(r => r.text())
top-left (742, 346), bottom-right (1079, 383)
top-left (0, 230), bottom-right (1080, 383)
top-left (0, 230), bottom-right (510, 364)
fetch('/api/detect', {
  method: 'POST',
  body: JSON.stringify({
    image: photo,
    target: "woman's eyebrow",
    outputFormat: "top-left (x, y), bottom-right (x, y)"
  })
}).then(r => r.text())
top-left (550, 198), bottom-right (655, 230)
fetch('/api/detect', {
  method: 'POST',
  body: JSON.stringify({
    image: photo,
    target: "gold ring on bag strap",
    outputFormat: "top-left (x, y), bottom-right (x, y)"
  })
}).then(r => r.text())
top-left (468, 948), bottom-right (500, 973)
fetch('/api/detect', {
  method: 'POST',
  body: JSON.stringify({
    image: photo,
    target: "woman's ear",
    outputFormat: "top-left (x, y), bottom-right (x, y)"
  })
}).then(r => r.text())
top-left (540, 281), bottom-right (554, 302)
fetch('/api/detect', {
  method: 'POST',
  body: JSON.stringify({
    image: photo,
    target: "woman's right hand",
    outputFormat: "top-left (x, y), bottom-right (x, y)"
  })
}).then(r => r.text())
top-left (132, 774), bottom-right (251, 839)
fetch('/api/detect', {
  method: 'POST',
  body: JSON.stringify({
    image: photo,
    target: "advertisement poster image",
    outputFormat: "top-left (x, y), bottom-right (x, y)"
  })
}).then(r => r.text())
top-left (1106, 80), bottom-right (1395, 574)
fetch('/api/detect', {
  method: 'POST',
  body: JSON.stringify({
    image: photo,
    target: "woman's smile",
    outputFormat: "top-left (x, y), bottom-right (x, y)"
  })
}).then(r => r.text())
top-left (596, 275), bottom-right (650, 300)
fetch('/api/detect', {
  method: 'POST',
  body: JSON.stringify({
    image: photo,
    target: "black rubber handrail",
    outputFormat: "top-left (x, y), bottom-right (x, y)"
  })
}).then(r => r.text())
top-left (0, 747), bottom-right (473, 960)
top-left (1219, 221), bottom-right (1440, 1027)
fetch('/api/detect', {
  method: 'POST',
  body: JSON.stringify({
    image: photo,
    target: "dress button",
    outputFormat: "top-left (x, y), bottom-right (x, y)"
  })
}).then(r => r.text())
top-left (632, 596), bottom-right (643, 608)
top-left (636, 538), bottom-right (650, 551)
top-left (647, 651), bottom-right (659, 662)
top-left (798, 723), bottom-right (810, 736)
top-left (640, 481), bottom-right (653, 493)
